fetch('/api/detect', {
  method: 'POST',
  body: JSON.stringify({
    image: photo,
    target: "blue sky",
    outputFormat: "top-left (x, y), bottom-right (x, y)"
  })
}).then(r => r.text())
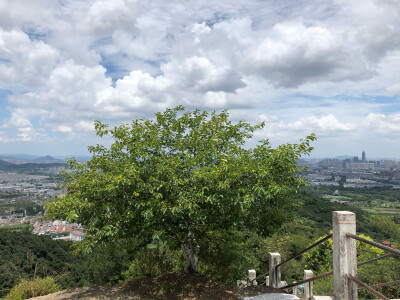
top-left (1, 0), bottom-right (400, 158)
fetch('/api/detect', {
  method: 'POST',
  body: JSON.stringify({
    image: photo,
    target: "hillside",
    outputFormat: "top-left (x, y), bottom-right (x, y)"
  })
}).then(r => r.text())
top-left (0, 159), bottom-right (66, 171)
top-left (2, 189), bottom-right (399, 299)
top-left (0, 159), bottom-right (14, 168)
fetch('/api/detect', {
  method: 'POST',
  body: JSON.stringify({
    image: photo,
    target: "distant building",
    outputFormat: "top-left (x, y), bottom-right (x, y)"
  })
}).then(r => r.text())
top-left (32, 220), bottom-right (84, 240)
top-left (317, 158), bottom-right (343, 169)
top-left (70, 230), bottom-right (85, 241)
top-left (344, 162), bottom-right (374, 170)
top-left (362, 151), bottom-right (366, 162)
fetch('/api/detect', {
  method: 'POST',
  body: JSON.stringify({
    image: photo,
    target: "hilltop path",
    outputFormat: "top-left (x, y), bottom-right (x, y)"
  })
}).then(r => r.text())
top-left (29, 272), bottom-right (286, 300)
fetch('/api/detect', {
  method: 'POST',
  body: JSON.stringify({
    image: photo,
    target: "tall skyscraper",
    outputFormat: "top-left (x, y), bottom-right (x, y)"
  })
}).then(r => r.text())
top-left (362, 150), bottom-right (366, 162)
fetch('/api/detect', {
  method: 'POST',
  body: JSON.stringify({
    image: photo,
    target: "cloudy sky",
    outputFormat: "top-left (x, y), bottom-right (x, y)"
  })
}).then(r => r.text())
top-left (1, 0), bottom-right (400, 158)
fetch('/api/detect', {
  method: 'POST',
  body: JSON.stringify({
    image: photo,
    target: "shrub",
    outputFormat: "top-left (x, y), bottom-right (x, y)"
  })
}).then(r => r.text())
top-left (122, 243), bottom-right (185, 280)
top-left (6, 277), bottom-right (60, 300)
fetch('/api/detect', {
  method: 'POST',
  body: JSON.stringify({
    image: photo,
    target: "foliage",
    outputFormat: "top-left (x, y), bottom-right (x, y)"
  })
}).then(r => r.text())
top-left (1, 224), bottom-right (33, 231)
top-left (366, 215), bottom-right (400, 241)
top-left (296, 188), bottom-right (392, 241)
top-left (0, 230), bottom-right (137, 297)
top-left (0, 230), bottom-right (74, 297)
top-left (0, 201), bottom-right (43, 215)
top-left (66, 239), bottom-right (139, 286)
top-left (45, 106), bottom-right (315, 270)
top-left (122, 243), bottom-right (185, 280)
top-left (6, 277), bottom-right (60, 300)
top-left (198, 230), bottom-right (265, 284)
top-left (2, 184), bottom-right (400, 297)
top-left (304, 233), bottom-right (384, 273)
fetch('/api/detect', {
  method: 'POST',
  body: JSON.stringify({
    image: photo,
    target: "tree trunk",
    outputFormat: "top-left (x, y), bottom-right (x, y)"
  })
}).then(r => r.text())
top-left (183, 243), bottom-right (199, 273)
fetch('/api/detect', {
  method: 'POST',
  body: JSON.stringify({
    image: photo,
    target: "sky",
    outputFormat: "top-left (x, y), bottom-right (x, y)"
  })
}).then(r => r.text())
top-left (1, 0), bottom-right (400, 158)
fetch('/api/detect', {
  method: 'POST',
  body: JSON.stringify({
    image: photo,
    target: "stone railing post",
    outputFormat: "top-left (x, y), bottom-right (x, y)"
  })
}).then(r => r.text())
top-left (248, 269), bottom-right (257, 286)
top-left (236, 280), bottom-right (247, 288)
top-left (304, 270), bottom-right (313, 300)
top-left (333, 211), bottom-right (357, 300)
top-left (269, 253), bottom-right (281, 288)
top-left (266, 276), bottom-right (269, 286)
top-left (292, 281), bottom-right (298, 296)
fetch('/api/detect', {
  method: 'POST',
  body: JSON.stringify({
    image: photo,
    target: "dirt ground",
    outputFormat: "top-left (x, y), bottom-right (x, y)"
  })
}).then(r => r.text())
top-left (29, 271), bottom-right (285, 300)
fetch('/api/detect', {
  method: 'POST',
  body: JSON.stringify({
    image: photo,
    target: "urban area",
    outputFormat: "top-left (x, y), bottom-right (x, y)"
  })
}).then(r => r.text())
top-left (1, 151), bottom-right (400, 239)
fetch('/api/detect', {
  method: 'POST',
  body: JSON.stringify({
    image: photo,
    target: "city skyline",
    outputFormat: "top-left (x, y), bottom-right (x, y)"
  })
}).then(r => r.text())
top-left (1, 1), bottom-right (400, 157)
top-left (1, 149), bottom-right (400, 161)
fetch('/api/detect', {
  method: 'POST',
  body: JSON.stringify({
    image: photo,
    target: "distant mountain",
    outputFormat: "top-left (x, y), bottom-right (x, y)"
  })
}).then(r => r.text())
top-left (0, 153), bottom-right (37, 161)
top-left (54, 155), bottom-right (91, 163)
top-left (0, 161), bottom-right (66, 171)
top-left (0, 159), bottom-right (14, 168)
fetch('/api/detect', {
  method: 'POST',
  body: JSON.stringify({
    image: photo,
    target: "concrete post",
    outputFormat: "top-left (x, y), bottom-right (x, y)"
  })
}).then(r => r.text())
top-left (292, 281), bottom-right (298, 296)
top-left (269, 253), bottom-right (281, 288)
top-left (304, 270), bottom-right (313, 300)
top-left (248, 269), bottom-right (257, 286)
top-left (266, 276), bottom-right (270, 286)
top-left (237, 280), bottom-right (247, 288)
top-left (332, 211), bottom-right (357, 300)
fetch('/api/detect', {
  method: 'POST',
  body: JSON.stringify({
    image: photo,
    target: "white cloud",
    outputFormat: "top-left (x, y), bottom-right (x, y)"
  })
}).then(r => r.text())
top-left (75, 0), bottom-right (139, 36)
top-left (1, 110), bottom-right (47, 142)
top-left (0, 28), bottom-right (59, 87)
top-left (336, 0), bottom-right (400, 62)
top-left (285, 114), bottom-right (354, 132)
top-left (0, 130), bottom-right (7, 142)
top-left (1, 0), bottom-right (400, 156)
top-left (387, 82), bottom-right (400, 95)
top-left (256, 114), bottom-right (354, 139)
top-left (241, 21), bottom-right (372, 87)
top-left (363, 113), bottom-right (400, 136)
top-left (162, 56), bottom-right (245, 93)
top-left (53, 125), bottom-right (72, 133)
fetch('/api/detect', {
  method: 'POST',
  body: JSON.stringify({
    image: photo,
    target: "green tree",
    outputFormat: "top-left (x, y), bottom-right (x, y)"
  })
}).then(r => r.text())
top-left (45, 107), bottom-right (315, 272)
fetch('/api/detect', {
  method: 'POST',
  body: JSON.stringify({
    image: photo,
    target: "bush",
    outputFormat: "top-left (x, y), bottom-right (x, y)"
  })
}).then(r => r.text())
top-left (198, 230), bottom-right (265, 284)
top-left (122, 243), bottom-right (185, 280)
top-left (6, 277), bottom-right (60, 300)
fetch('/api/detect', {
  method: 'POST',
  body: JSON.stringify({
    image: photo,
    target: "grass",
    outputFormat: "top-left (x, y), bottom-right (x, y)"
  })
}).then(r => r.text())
top-left (2, 224), bottom-right (33, 231)
top-left (322, 194), bottom-right (352, 200)
top-left (6, 277), bottom-right (60, 300)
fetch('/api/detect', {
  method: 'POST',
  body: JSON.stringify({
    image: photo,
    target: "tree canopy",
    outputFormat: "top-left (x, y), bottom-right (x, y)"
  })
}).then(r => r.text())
top-left (45, 106), bottom-right (315, 271)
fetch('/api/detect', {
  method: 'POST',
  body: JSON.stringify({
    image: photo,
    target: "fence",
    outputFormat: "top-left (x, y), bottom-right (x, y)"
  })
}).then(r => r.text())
top-left (242, 211), bottom-right (400, 300)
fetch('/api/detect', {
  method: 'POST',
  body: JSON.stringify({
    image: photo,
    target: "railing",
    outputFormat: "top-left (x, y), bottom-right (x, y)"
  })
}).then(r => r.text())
top-left (276, 234), bottom-right (333, 270)
top-left (345, 232), bottom-right (400, 300)
top-left (240, 211), bottom-right (400, 300)
top-left (274, 234), bottom-right (333, 299)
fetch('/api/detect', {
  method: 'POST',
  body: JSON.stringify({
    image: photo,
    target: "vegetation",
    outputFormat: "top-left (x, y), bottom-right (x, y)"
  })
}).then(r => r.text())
top-left (0, 229), bottom-right (137, 298)
top-left (315, 185), bottom-right (400, 214)
top-left (1, 189), bottom-right (399, 298)
top-left (1, 108), bottom-right (399, 298)
top-left (6, 277), bottom-right (60, 300)
top-left (45, 106), bottom-right (315, 272)
top-left (0, 201), bottom-right (43, 215)
top-left (1, 223), bottom-right (33, 231)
